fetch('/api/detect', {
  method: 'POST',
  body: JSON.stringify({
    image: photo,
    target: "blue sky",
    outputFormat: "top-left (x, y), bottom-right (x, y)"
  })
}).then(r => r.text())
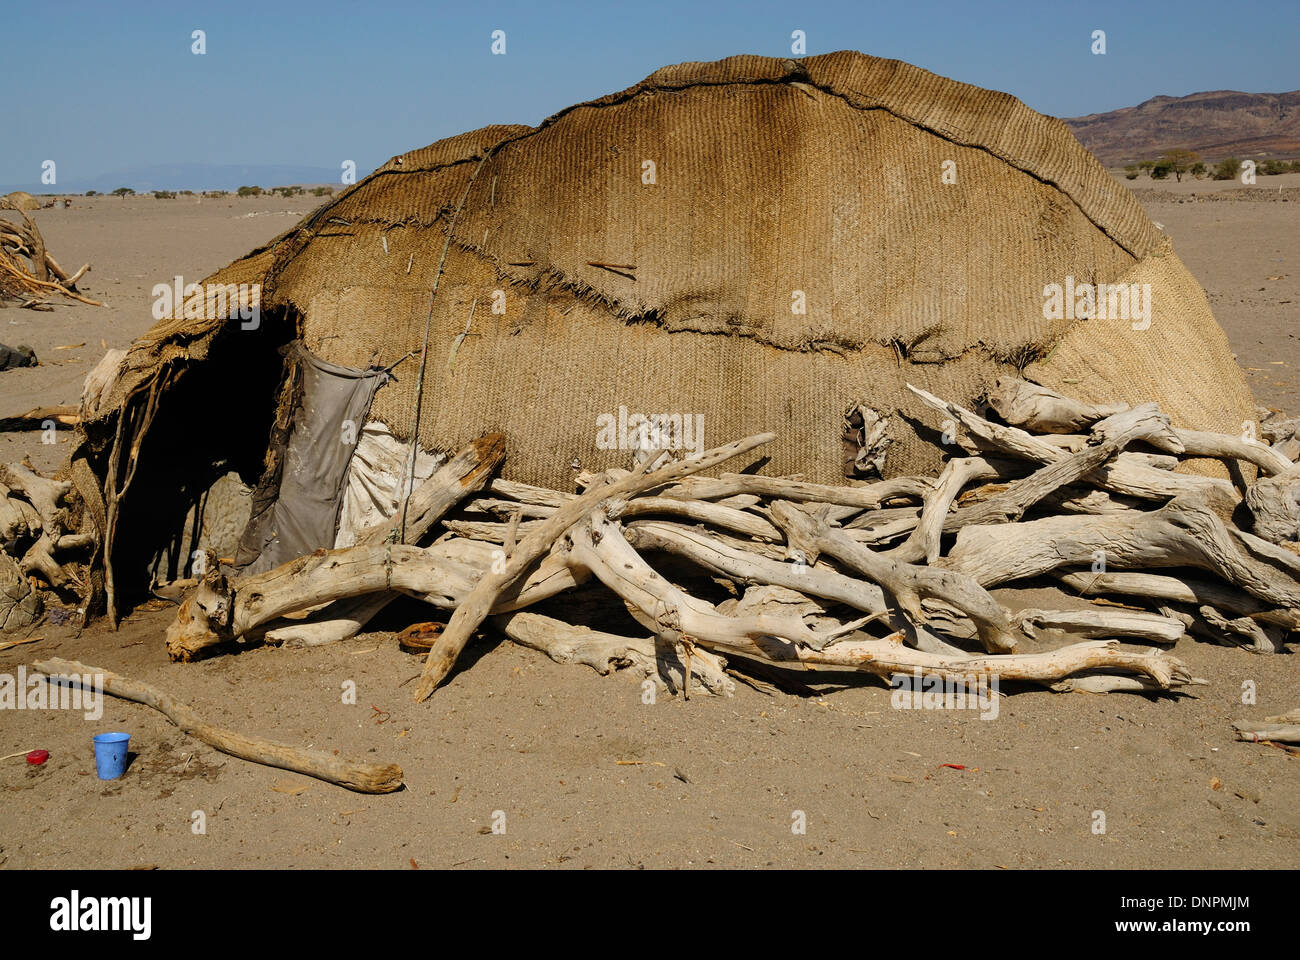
top-left (5, 0), bottom-right (1296, 185)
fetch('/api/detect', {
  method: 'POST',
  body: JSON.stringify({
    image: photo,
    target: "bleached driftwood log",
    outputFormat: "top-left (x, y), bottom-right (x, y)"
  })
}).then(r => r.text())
top-left (768, 500), bottom-right (1019, 653)
top-left (906, 384), bottom-right (1239, 509)
top-left (1050, 675), bottom-right (1201, 694)
top-left (1244, 467), bottom-right (1300, 544)
top-left (568, 509), bottom-right (875, 652)
top-left (657, 472), bottom-right (931, 509)
top-left (165, 540), bottom-right (582, 660)
top-left (624, 520), bottom-right (888, 618)
top-left (1011, 607), bottom-right (1186, 643)
top-left (843, 506), bottom-right (925, 545)
top-left (493, 610), bottom-right (734, 697)
top-left (1232, 709), bottom-right (1300, 744)
top-left (988, 376), bottom-right (1289, 475)
top-left (1054, 570), bottom-right (1300, 631)
top-left (886, 456), bottom-right (1002, 563)
top-left (987, 376), bottom-right (1129, 433)
top-left (0, 405), bottom-right (80, 432)
top-left (957, 405), bottom-right (1181, 522)
top-left (442, 518), bottom-right (544, 542)
top-left (412, 432), bottom-right (778, 701)
top-left (942, 494), bottom-right (1300, 611)
top-left (1193, 604), bottom-right (1284, 654)
top-left (1172, 429), bottom-right (1293, 476)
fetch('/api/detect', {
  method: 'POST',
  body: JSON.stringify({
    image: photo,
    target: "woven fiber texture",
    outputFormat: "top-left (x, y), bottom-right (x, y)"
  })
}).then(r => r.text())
top-left (90, 52), bottom-right (1253, 487)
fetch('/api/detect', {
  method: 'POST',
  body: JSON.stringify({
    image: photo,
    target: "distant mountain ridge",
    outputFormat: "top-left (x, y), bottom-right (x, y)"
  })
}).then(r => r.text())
top-left (1064, 89), bottom-right (1300, 167)
top-left (6, 91), bottom-right (1297, 189)
top-left (0, 162), bottom-right (355, 195)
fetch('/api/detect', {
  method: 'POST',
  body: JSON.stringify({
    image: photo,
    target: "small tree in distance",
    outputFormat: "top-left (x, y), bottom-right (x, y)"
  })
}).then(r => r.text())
top-left (1159, 149), bottom-right (1200, 182)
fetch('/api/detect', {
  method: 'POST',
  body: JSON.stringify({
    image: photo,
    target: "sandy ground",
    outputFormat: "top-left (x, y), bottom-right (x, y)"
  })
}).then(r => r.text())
top-left (1125, 173), bottom-right (1300, 414)
top-left (0, 186), bottom-right (1297, 870)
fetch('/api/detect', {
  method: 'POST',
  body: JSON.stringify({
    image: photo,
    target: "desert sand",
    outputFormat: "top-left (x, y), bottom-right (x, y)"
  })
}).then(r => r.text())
top-left (0, 177), bottom-right (1296, 869)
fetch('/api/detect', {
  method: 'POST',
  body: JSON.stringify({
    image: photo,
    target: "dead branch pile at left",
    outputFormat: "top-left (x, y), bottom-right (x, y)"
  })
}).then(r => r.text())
top-left (0, 203), bottom-right (99, 308)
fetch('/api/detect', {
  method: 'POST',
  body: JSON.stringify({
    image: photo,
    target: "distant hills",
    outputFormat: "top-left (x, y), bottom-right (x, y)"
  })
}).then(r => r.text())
top-left (1064, 90), bottom-right (1300, 167)
top-left (6, 91), bottom-right (1298, 190)
top-left (0, 162), bottom-right (355, 196)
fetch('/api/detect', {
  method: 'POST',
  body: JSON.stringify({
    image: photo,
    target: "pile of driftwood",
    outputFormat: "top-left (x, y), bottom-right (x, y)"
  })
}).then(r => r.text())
top-left (0, 459), bottom-right (91, 629)
top-left (163, 378), bottom-right (1300, 713)
top-left (0, 203), bottom-right (98, 308)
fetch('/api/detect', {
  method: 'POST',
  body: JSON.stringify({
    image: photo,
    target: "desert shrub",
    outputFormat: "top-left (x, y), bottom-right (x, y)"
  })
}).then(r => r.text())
top-left (1123, 164), bottom-right (1139, 180)
top-left (152, 190), bottom-right (177, 199)
top-left (1212, 157), bottom-right (1241, 180)
top-left (311, 186), bottom-right (334, 197)
top-left (236, 185), bottom-right (262, 197)
top-left (84, 190), bottom-right (98, 197)
top-left (203, 190), bottom-right (228, 198)
top-left (1190, 162), bottom-right (1206, 179)
top-left (1149, 163), bottom-right (1170, 180)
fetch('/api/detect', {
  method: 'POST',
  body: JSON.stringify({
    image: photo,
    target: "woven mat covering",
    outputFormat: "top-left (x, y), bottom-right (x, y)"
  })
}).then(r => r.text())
top-left (93, 52), bottom-right (1253, 487)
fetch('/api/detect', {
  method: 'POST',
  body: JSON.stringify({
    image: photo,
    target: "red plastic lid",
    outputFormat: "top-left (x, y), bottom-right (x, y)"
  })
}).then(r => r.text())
top-left (26, 750), bottom-right (49, 765)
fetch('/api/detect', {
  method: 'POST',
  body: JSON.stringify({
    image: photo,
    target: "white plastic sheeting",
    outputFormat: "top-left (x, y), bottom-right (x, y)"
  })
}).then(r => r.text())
top-left (335, 421), bottom-right (444, 547)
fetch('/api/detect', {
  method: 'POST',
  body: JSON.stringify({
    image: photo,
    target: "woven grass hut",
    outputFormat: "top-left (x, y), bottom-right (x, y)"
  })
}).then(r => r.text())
top-left (71, 51), bottom-right (1256, 620)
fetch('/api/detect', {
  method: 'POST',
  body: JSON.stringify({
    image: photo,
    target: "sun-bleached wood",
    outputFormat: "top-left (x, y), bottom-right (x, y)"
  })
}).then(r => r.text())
top-left (165, 540), bottom-right (582, 660)
top-left (768, 499), bottom-right (1018, 653)
top-left (34, 658), bottom-right (402, 792)
top-left (1011, 607), bottom-right (1186, 643)
top-left (942, 495), bottom-right (1300, 609)
top-left (208, 434), bottom-right (505, 649)
top-left (493, 610), bottom-right (734, 696)
top-left (987, 376), bottom-right (1129, 434)
top-left (413, 432), bottom-right (777, 701)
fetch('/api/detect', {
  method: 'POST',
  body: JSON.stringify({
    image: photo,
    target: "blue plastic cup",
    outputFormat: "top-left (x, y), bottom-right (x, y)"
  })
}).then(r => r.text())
top-left (93, 732), bottom-right (131, 780)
